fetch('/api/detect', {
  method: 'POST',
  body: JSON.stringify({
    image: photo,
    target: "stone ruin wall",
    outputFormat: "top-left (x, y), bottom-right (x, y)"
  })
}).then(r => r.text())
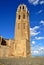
top-left (0, 36), bottom-right (16, 57)
top-left (0, 37), bottom-right (12, 57)
top-left (0, 45), bottom-right (9, 57)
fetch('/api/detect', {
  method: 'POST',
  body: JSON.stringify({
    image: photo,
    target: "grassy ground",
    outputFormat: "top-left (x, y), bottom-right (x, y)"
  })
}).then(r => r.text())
top-left (0, 57), bottom-right (44, 65)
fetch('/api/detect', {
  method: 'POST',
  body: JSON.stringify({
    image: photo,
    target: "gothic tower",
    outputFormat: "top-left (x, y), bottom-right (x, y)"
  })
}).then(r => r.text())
top-left (14, 4), bottom-right (31, 57)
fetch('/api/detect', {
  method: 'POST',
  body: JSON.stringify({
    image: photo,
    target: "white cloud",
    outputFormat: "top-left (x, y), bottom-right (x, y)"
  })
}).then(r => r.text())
top-left (28, 0), bottom-right (39, 5)
top-left (30, 26), bottom-right (40, 36)
top-left (39, 47), bottom-right (44, 51)
top-left (35, 37), bottom-right (44, 40)
top-left (40, 20), bottom-right (44, 25)
top-left (33, 26), bottom-right (40, 30)
top-left (32, 41), bottom-right (36, 44)
top-left (40, 1), bottom-right (44, 4)
top-left (28, 0), bottom-right (44, 5)
top-left (32, 46), bottom-right (44, 56)
top-left (32, 50), bottom-right (39, 54)
top-left (30, 28), bottom-right (40, 36)
top-left (37, 10), bottom-right (43, 14)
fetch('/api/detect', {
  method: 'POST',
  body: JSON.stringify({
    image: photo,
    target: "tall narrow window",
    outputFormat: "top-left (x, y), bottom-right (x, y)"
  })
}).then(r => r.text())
top-left (23, 23), bottom-right (25, 29)
top-left (23, 14), bottom-right (25, 19)
top-left (18, 15), bottom-right (20, 19)
top-left (15, 44), bottom-right (16, 49)
top-left (23, 6), bottom-right (24, 10)
top-left (20, 6), bottom-right (21, 9)
top-left (18, 23), bottom-right (20, 29)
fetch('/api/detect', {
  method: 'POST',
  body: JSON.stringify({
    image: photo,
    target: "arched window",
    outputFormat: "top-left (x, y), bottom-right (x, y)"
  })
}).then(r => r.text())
top-left (20, 6), bottom-right (21, 9)
top-left (23, 14), bottom-right (25, 19)
top-left (18, 15), bottom-right (20, 19)
top-left (23, 6), bottom-right (24, 10)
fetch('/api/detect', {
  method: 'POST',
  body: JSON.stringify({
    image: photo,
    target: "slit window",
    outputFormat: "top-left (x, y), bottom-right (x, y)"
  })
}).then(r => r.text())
top-left (23, 14), bottom-right (25, 19)
top-left (20, 6), bottom-right (21, 9)
top-left (18, 23), bottom-right (20, 29)
top-left (23, 23), bottom-right (25, 29)
top-left (23, 6), bottom-right (24, 10)
top-left (18, 15), bottom-right (20, 19)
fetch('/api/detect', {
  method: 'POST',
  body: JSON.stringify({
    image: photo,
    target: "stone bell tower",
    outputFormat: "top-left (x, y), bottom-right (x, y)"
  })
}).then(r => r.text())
top-left (14, 4), bottom-right (31, 57)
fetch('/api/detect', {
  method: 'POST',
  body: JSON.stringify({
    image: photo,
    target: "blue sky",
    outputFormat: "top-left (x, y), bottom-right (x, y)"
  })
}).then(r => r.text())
top-left (0, 0), bottom-right (44, 56)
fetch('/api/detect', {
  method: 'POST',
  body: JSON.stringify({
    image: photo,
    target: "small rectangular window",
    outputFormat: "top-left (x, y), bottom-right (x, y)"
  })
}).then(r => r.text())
top-left (23, 23), bottom-right (25, 29)
top-left (18, 15), bottom-right (20, 19)
top-left (23, 14), bottom-right (25, 19)
top-left (18, 23), bottom-right (20, 29)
